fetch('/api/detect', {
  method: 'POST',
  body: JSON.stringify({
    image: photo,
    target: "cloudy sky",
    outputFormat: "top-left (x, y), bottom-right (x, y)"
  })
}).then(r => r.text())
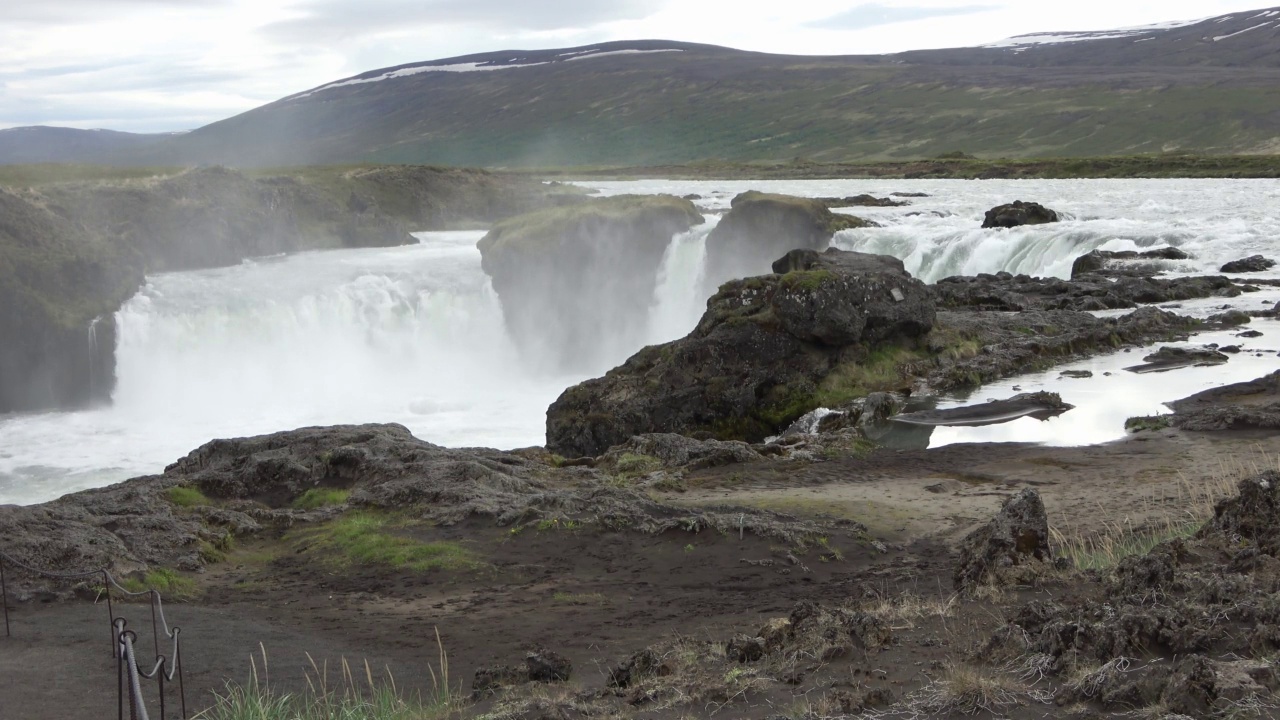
top-left (1, 0), bottom-right (1271, 132)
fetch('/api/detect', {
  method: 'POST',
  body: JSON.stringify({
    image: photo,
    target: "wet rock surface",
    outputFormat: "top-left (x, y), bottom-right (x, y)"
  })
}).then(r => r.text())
top-left (934, 270), bottom-right (1241, 312)
top-left (816, 194), bottom-right (908, 208)
top-left (981, 200), bottom-right (1059, 228)
top-left (894, 392), bottom-right (1073, 427)
top-left (1221, 255), bottom-right (1277, 273)
top-left (1125, 345), bottom-right (1230, 373)
top-left (1070, 247), bottom-right (1189, 279)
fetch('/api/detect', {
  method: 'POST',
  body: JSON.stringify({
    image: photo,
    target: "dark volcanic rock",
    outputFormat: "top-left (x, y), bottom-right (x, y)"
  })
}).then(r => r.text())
top-left (816, 194), bottom-right (907, 208)
top-left (1070, 247), bottom-right (1189, 279)
top-left (0, 423), bottom-right (848, 597)
top-left (525, 648), bottom-right (573, 682)
top-left (704, 191), bottom-right (873, 287)
top-left (1220, 255), bottom-right (1276, 273)
top-left (1125, 346), bottom-right (1229, 374)
top-left (895, 392), bottom-right (1072, 427)
top-left (546, 248), bottom-right (933, 457)
top-left (955, 488), bottom-right (1051, 591)
top-left (1167, 370), bottom-right (1280, 431)
top-left (981, 200), bottom-right (1059, 229)
top-left (477, 194), bottom-right (703, 371)
top-left (934, 271), bottom-right (1240, 313)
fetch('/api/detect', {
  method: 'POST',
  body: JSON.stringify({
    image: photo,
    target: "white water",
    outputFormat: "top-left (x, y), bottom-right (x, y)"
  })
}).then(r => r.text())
top-left (2, 179), bottom-right (1279, 505)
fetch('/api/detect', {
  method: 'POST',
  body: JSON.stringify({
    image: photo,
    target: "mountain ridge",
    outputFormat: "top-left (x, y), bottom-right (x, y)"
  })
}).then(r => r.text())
top-left (6, 7), bottom-right (1280, 167)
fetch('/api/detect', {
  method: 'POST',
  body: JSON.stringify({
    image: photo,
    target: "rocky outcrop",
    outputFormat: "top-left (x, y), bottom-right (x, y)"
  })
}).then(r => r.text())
top-left (934, 270), bottom-right (1240, 312)
top-left (477, 194), bottom-right (703, 371)
top-left (546, 248), bottom-right (933, 457)
top-left (955, 488), bottom-right (1051, 591)
top-left (1220, 255), bottom-right (1276, 273)
top-left (1, 165), bottom-right (581, 413)
top-left (894, 392), bottom-right (1073, 427)
top-left (1166, 370), bottom-right (1280, 431)
top-left (984, 472), bottom-right (1280, 718)
top-left (0, 423), bottom-right (845, 597)
top-left (1070, 247), bottom-right (1189, 279)
top-left (704, 191), bottom-right (873, 287)
top-left (981, 200), bottom-right (1059, 229)
top-left (1124, 346), bottom-right (1229, 374)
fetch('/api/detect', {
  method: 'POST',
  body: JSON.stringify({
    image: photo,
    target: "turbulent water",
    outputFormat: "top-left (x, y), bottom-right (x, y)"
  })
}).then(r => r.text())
top-left (2, 179), bottom-right (1278, 505)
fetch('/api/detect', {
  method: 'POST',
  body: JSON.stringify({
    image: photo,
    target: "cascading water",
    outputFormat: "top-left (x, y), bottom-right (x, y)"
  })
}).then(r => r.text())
top-left (3, 178), bottom-right (1278, 505)
top-left (647, 217), bottom-right (716, 346)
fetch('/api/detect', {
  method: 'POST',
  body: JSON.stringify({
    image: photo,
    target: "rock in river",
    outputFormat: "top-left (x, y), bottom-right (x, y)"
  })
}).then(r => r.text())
top-left (981, 200), bottom-right (1059, 229)
top-left (546, 248), bottom-right (934, 457)
top-left (704, 191), bottom-right (873, 287)
top-left (1220, 255), bottom-right (1277, 273)
top-left (478, 194), bottom-right (703, 371)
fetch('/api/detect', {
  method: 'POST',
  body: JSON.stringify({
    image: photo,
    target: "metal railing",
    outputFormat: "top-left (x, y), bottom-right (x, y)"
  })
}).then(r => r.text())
top-left (0, 550), bottom-right (187, 719)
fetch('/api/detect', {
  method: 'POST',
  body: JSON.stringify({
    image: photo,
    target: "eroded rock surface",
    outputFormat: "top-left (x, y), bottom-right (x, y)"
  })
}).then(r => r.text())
top-left (546, 248), bottom-right (933, 456)
top-left (1221, 255), bottom-right (1276, 273)
top-left (954, 488), bottom-right (1051, 591)
top-left (704, 191), bottom-right (873, 287)
top-left (478, 194), bottom-right (703, 371)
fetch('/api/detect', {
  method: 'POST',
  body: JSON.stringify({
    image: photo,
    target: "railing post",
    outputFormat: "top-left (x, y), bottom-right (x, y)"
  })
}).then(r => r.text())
top-left (106, 572), bottom-right (117, 658)
top-left (1, 555), bottom-right (10, 638)
top-left (118, 631), bottom-right (125, 720)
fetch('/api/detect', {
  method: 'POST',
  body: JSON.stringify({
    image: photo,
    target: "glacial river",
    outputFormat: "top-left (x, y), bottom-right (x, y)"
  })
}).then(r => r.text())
top-left (2, 179), bottom-right (1277, 505)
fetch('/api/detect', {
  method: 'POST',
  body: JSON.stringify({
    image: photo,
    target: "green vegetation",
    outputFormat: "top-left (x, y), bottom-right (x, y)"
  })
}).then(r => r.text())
top-left (165, 485), bottom-right (211, 508)
top-left (300, 512), bottom-right (481, 573)
top-left (203, 636), bottom-right (457, 720)
top-left (477, 194), bottom-right (700, 257)
top-left (816, 345), bottom-right (925, 407)
top-left (120, 568), bottom-right (198, 601)
top-left (293, 488), bottom-right (352, 510)
top-left (1052, 519), bottom-right (1201, 572)
top-left (1125, 415), bottom-right (1173, 433)
top-left (614, 452), bottom-right (662, 477)
top-left (779, 270), bottom-right (837, 292)
top-left (0, 164), bottom-right (181, 188)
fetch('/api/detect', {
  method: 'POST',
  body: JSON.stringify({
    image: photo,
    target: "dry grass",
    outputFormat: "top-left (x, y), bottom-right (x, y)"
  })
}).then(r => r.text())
top-left (896, 665), bottom-right (1051, 717)
top-left (859, 592), bottom-right (958, 631)
top-left (1051, 456), bottom-right (1271, 571)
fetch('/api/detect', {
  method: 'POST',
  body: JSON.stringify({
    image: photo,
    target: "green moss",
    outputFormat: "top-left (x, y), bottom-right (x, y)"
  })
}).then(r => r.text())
top-left (1125, 415), bottom-right (1173, 433)
top-left (816, 345), bottom-right (926, 407)
top-left (552, 591), bottom-right (607, 605)
top-left (165, 485), bottom-right (211, 508)
top-left (779, 269), bottom-right (837, 292)
top-left (615, 452), bottom-right (662, 476)
top-left (120, 568), bottom-right (198, 601)
top-left (292, 487), bottom-right (351, 510)
top-left (301, 512), bottom-right (481, 572)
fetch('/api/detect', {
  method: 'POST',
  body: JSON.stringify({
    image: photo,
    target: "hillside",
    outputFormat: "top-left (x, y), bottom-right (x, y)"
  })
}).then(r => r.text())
top-left (9, 8), bottom-right (1280, 167)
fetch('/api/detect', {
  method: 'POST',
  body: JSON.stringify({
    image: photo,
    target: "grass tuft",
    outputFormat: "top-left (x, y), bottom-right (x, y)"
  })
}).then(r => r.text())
top-left (121, 568), bottom-right (198, 601)
top-left (293, 488), bottom-right (352, 510)
top-left (166, 485), bottom-right (211, 508)
top-left (303, 512), bottom-right (481, 573)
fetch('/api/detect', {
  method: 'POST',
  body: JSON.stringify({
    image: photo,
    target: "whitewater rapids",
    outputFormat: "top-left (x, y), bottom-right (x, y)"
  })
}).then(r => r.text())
top-left (1, 179), bottom-right (1278, 504)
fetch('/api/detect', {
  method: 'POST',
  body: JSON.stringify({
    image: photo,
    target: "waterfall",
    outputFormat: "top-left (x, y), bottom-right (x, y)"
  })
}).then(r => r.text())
top-left (647, 218), bottom-right (716, 345)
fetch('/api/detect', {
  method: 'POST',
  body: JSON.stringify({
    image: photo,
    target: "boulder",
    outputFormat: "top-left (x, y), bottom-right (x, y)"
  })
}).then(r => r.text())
top-left (1070, 247), bottom-right (1189, 279)
top-left (1220, 255), bottom-right (1276, 273)
top-left (955, 488), bottom-right (1051, 591)
top-left (816, 194), bottom-right (907, 208)
top-left (546, 248), bottom-right (933, 457)
top-left (981, 201), bottom-right (1059, 229)
top-left (704, 191), bottom-right (873, 287)
top-left (1124, 346), bottom-right (1229, 374)
top-left (477, 194), bottom-right (703, 371)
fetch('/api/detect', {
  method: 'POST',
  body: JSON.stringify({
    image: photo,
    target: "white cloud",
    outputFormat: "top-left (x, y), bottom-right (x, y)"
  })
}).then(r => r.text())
top-left (0, 0), bottom-right (1272, 132)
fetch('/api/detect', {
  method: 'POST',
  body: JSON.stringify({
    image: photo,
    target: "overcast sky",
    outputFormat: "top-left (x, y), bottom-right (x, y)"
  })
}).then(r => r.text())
top-left (1, 0), bottom-right (1272, 132)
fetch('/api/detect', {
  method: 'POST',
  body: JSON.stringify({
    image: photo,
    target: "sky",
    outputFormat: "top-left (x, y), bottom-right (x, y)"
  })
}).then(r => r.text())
top-left (0, 0), bottom-right (1273, 133)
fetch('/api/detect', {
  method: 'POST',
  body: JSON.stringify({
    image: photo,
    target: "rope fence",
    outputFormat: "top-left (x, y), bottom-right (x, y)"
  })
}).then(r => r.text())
top-left (0, 550), bottom-right (187, 719)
